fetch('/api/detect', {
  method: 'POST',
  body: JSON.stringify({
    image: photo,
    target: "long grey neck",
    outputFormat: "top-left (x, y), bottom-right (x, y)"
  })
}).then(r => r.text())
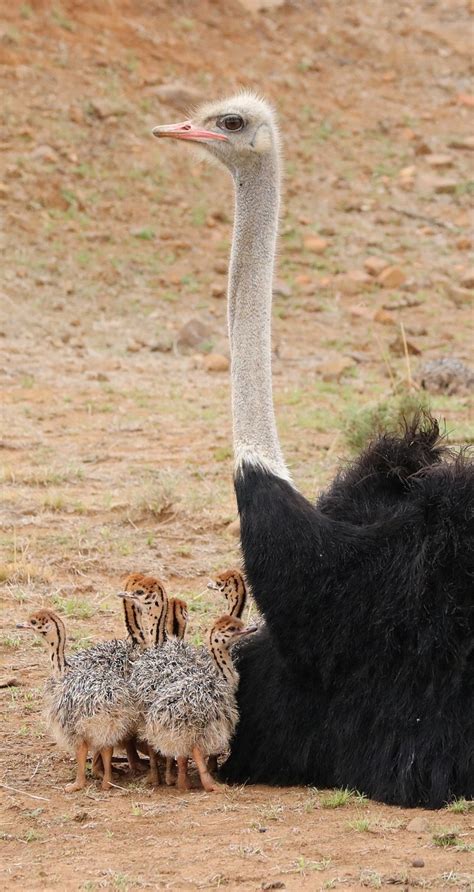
top-left (228, 151), bottom-right (290, 482)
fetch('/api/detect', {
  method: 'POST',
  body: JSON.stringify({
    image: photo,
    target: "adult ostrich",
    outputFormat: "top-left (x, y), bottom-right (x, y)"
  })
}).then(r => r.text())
top-left (153, 94), bottom-right (473, 808)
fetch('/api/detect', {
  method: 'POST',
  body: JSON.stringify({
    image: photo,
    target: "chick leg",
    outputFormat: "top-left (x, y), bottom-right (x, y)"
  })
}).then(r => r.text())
top-left (125, 737), bottom-right (147, 775)
top-left (65, 740), bottom-right (89, 793)
top-left (148, 747), bottom-right (161, 787)
top-left (177, 757), bottom-right (191, 792)
top-left (100, 746), bottom-right (114, 791)
top-left (165, 757), bottom-right (177, 786)
top-left (91, 752), bottom-right (103, 778)
top-left (192, 746), bottom-right (221, 793)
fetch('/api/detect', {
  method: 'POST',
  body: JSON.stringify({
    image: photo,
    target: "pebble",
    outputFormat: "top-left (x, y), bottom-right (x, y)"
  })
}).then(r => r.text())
top-left (210, 282), bottom-right (226, 299)
top-left (377, 266), bottom-right (406, 289)
top-left (364, 256), bottom-right (389, 277)
top-left (88, 98), bottom-right (128, 119)
top-left (446, 285), bottom-right (471, 306)
top-left (303, 235), bottom-right (329, 254)
top-left (213, 259), bottom-right (228, 275)
top-left (406, 816), bottom-right (429, 832)
top-left (203, 353), bottom-right (229, 373)
top-left (320, 356), bottom-right (354, 382)
top-left (425, 154), bottom-right (454, 169)
top-left (153, 83), bottom-right (203, 111)
top-left (433, 179), bottom-right (458, 195)
top-left (177, 318), bottom-right (213, 351)
top-left (390, 334), bottom-right (421, 356)
top-left (261, 883), bottom-right (285, 891)
top-left (31, 144), bottom-right (59, 164)
top-left (460, 268), bottom-right (474, 288)
top-left (448, 136), bottom-right (474, 151)
top-left (374, 308), bottom-right (396, 326)
top-left (227, 518), bottom-right (240, 537)
top-left (411, 858), bottom-right (425, 868)
top-left (150, 336), bottom-right (173, 353)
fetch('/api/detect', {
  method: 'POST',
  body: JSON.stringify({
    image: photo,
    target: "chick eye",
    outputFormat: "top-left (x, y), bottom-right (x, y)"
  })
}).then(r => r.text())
top-left (217, 115), bottom-right (244, 132)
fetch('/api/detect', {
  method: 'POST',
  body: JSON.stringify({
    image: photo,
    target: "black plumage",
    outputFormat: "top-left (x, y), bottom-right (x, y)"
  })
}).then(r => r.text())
top-left (222, 419), bottom-right (474, 808)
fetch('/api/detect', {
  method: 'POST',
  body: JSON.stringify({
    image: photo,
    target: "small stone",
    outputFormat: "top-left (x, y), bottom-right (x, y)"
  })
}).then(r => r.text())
top-left (377, 266), bottom-right (407, 289)
top-left (390, 335), bottom-right (421, 357)
top-left (456, 93), bottom-right (474, 107)
top-left (364, 256), bottom-right (389, 277)
top-left (126, 342), bottom-right (141, 354)
top-left (213, 259), bottom-right (228, 275)
top-left (31, 144), bottom-right (59, 164)
top-left (374, 308), bottom-right (396, 326)
top-left (425, 154), bottom-right (454, 169)
top-left (227, 518), bottom-right (240, 537)
top-left (0, 183), bottom-right (9, 198)
top-left (411, 858), bottom-right (425, 868)
top-left (414, 139), bottom-right (432, 156)
top-left (273, 280), bottom-right (291, 298)
top-left (460, 268), bottom-right (474, 288)
top-left (177, 318), bottom-right (213, 352)
top-left (448, 136), bottom-right (474, 151)
top-left (320, 356), bottom-right (354, 382)
top-left (303, 235), bottom-right (329, 254)
top-left (150, 335), bottom-right (173, 353)
top-left (73, 811), bottom-right (90, 823)
top-left (88, 98), bottom-right (128, 119)
top-left (433, 179), bottom-right (458, 195)
top-left (0, 675), bottom-right (20, 688)
top-left (418, 358), bottom-right (474, 395)
top-left (203, 353), bottom-right (229, 373)
top-left (446, 285), bottom-right (471, 306)
top-left (210, 282), bottom-right (226, 299)
top-left (456, 238), bottom-right (472, 250)
top-left (261, 883), bottom-right (285, 891)
top-left (406, 817), bottom-right (429, 833)
top-left (153, 82), bottom-right (203, 111)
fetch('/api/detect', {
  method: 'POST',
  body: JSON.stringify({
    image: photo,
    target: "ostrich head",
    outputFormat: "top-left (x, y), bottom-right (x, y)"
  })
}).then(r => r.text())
top-left (152, 92), bottom-right (279, 174)
top-left (119, 574), bottom-right (169, 646)
top-left (207, 569), bottom-right (247, 619)
top-left (17, 608), bottom-right (63, 643)
top-left (209, 615), bottom-right (257, 651)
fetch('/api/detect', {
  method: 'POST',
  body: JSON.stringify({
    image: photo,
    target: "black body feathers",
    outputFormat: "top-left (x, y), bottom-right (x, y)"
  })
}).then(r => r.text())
top-left (222, 419), bottom-right (474, 807)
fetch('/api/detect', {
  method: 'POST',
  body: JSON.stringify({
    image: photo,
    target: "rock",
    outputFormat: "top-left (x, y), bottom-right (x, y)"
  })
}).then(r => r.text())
top-left (150, 335), bottom-right (173, 353)
top-left (31, 144), bottom-right (59, 164)
top-left (446, 284), bottom-right (472, 306)
top-left (303, 235), bottom-right (329, 254)
top-left (364, 256), bottom-right (389, 277)
top-left (177, 318), bottom-right (213, 352)
top-left (153, 82), bottom-right (203, 112)
top-left (88, 98), bottom-right (128, 119)
top-left (456, 93), bottom-right (474, 107)
top-left (203, 354), bottom-right (229, 373)
top-left (227, 518), bottom-right (240, 537)
top-left (456, 238), bottom-right (472, 250)
top-left (460, 268), bottom-right (474, 288)
top-left (261, 883), bottom-right (285, 891)
top-left (411, 858), bottom-right (425, 868)
top-left (0, 675), bottom-right (20, 688)
top-left (433, 179), bottom-right (458, 195)
top-left (425, 154), bottom-right (454, 169)
top-left (273, 279), bottom-right (291, 298)
top-left (389, 334), bottom-right (421, 357)
top-left (320, 356), bottom-right (354, 382)
top-left (418, 358), bottom-right (474, 395)
top-left (398, 165), bottom-right (416, 189)
top-left (406, 817), bottom-right (430, 833)
top-left (377, 266), bottom-right (406, 289)
top-left (239, 0), bottom-right (285, 10)
top-left (448, 136), bottom-right (474, 151)
top-left (210, 282), bottom-right (226, 299)
top-left (213, 259), bottom-right (228, 275)
top-left (0, 183), bottom-right (9, 199)
top-left (414, 139), bottom-right (432, 156)
top-left (374, 309), bottom-right (396, 326)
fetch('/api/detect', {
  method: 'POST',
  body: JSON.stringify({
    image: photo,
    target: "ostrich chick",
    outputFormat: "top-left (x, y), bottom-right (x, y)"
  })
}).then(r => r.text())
top-left (17, 607), bottom-right (141, 792)
top-left (129, 607), bottom-right (256, 793)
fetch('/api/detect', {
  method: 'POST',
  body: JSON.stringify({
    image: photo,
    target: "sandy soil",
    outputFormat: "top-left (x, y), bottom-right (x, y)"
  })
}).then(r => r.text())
top-left (0, 1), bottom-right (473, 888)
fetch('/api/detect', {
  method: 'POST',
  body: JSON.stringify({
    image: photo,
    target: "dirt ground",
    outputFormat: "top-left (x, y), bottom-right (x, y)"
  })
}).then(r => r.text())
top-left (0, 1), bottom-right (473, 889)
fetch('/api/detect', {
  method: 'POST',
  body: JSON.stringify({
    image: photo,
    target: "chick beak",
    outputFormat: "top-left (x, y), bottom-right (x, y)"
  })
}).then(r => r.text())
top-left (207, 581), bottom-right (219, 591)
top-left (152, 120), bottom-right (228, 143)
top-left (235, 624), bottom-right (258, 636)
top-left (16, 622), bottom-right (32, 630)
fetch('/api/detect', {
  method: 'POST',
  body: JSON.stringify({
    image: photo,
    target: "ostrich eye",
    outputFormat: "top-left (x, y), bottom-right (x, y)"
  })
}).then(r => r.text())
top-left (217, 115), bottom-right (244, 132)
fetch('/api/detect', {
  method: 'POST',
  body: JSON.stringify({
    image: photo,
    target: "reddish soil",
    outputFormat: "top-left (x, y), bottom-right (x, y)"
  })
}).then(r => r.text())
top-left (0, 1), bottom-right (472, 889)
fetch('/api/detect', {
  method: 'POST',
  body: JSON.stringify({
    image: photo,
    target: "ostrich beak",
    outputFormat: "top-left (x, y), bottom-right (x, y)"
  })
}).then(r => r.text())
top-left (235, 624), bottom-right (258, 636)
top-left (116, 591), bottom-right (134, 599)
top-left (207, 580), bottom-right (219, 591)
top-left (152, 120), bottom-right (228, 143)
top-left (16, 622), bottom-right (32, 630)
